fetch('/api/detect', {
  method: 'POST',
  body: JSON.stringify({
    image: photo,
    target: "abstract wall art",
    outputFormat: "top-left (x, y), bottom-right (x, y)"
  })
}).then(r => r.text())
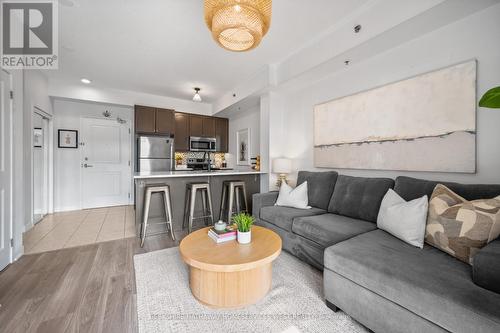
top-left (313, 61), bottom-right (476, 173)
top-left (236, 128), bottom-right (251, 165)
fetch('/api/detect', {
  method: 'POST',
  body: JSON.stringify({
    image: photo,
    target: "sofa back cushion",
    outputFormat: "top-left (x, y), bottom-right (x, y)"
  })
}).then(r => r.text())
top-left (328, 175), bottom-right (395, 222)
top-left (394, 176), bottom-right (500, 201)
top-left (297, 171), bottom-right (338, 210)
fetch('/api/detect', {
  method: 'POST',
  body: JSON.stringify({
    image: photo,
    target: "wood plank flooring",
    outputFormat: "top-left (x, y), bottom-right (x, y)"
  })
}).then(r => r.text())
top-left (0, 232), bottom-right (186, 333)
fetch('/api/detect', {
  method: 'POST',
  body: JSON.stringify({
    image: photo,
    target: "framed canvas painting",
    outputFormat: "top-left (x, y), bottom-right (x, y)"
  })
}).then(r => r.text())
top-left (236, 128), bottom-right (251, 166)
top-left (313, 61), bottom-right (476, 173)
top-left (58, 129), bottom-right (79, 149)
top-left (33, 127), bottom-right (43, 148)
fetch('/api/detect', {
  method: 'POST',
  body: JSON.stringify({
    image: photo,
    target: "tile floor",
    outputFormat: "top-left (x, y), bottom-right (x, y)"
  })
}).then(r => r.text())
top-left (23, 205), bottom-right (136, 254)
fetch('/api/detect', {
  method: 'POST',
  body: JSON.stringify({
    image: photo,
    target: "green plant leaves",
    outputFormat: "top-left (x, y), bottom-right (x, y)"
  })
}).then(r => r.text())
top-left (479, 86), bottom-right (500, 108)
top-left (232, 212), bottom-right (255, 232)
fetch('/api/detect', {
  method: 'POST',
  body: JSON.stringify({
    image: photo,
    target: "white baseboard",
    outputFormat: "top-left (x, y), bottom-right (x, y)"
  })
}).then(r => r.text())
top-left (54, 206), bottom-right (82, 213)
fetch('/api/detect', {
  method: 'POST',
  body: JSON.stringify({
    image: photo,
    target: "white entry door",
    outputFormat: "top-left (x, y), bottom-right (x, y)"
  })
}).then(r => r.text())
top-left (81, 117), bottom-right (131, 209)
top-left (0, 69), bottom-right (13, 270)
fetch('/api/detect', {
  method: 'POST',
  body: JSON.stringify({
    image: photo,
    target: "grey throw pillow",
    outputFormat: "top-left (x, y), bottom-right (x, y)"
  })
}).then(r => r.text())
top-left (377, 189), bottom-right (428, 248)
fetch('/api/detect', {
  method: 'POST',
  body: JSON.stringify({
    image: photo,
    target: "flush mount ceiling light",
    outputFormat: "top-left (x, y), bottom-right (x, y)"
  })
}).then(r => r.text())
top-left (81, 78), bottom-right (91, 84)
top-left (204, 0), bottom-right (272, 52)
top-left (193, 87), bottom-right (202, 102)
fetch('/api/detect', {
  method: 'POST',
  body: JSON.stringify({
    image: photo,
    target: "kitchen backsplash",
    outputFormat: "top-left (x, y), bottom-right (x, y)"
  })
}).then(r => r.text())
top-left (175, 152), bottom-right (226, 168)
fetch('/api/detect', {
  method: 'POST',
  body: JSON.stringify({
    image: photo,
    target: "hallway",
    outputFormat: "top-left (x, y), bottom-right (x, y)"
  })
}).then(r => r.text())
top-left (23, 206), bottom-right (136, 254)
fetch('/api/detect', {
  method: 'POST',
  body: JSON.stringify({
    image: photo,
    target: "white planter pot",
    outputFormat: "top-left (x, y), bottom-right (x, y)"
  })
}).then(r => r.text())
top-left (237, 230), bottom-right (251, 244)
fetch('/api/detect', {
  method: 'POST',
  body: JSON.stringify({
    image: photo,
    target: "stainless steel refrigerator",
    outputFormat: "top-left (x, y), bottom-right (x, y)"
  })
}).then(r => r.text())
top-left (137, 136), bottom-right (175, 172)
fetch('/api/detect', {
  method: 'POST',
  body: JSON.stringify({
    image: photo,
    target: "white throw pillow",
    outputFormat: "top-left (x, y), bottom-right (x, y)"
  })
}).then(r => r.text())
top-left (377, 189), bottom-right (428, 248)
top-left (275, 181), bottom-right (311, 209)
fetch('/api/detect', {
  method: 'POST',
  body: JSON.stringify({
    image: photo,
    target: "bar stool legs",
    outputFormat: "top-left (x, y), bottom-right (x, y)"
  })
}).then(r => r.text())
top-left (219, 181), bottom-right (249, 223)
top-left (183, 183), bottom-right (214, 234)
top-left (141, 184), bottom-right (175, 248)
top-left (141, 190), bottom-right (152, 247)
top-left (163, 187), bottom-right (176, 241)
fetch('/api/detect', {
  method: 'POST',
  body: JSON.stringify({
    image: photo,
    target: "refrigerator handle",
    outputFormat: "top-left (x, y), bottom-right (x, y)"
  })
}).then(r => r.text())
top-left (171, 143), bottom-right (175, 170)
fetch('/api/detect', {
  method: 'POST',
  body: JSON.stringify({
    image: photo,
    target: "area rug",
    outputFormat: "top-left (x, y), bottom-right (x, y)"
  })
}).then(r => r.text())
top-left (134, 247), bottom-right (367, 333)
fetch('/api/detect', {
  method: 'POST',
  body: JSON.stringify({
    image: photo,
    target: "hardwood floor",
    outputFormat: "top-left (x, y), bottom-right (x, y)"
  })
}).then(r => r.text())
top-left (0, 232), bottom-right (186, 333)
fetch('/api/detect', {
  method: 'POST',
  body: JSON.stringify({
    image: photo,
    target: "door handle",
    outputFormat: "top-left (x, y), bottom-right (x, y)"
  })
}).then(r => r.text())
top-left (83, 163), bottom-right (94, 168)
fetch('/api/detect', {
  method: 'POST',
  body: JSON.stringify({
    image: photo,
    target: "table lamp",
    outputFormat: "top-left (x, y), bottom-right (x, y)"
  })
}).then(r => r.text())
top-left (272, 158), bottom-right (292, 188)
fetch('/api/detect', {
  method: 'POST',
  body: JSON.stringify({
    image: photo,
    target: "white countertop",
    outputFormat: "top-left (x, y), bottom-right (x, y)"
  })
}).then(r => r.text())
top-left (133, 169), bottom-right (266, 179)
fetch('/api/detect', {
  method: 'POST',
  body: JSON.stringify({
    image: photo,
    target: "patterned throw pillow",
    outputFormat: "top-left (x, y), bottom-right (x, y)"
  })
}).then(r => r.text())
top-left (426, 184), bottom-right (500, 264)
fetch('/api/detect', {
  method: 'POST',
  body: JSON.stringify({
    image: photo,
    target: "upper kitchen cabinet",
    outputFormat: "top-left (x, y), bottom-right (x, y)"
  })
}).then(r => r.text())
top-left (134, 105), bottom-right (174, 135)
top-left (156, 108), bottom-right (175, 135)
top-left (215, 117), bottom-right (228, 152)
top-left (174, 112), bottom-right (190, 151)
top-left (135, 105), bottom-right (156, 134)
top-left (136, 105), bottom-right (228, 152)
top-left (189, 115), bottom-right (204, 137)
top-left (202, 117), bottom-right (216, 137)
top-left (189, 114), bottom-right (216, 138)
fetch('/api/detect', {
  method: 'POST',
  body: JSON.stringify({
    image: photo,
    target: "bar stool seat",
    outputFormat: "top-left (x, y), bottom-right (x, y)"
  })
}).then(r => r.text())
top-left (183, 182), bottom-right (214, 233)
top-left (140, 184), bottom-right (175, 247)
top-left (219, 180), bottom-right (248, 223)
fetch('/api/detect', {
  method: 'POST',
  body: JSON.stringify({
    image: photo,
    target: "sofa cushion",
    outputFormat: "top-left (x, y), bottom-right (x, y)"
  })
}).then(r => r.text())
top-left (426, 184), bottom-right (500, 264)
top-left (394, 176), bottom-right (500, 201)
top-left (473, 238), bottom-right (500, 294)
top-left (328, 175), bottom-right (394, 222)
top-left (324, 230), bottom-right (500, 333)
top-left (275, 181), bottom-right (310, 209)
top-left (292, 213), bottom-right (376, 247)
top-left (297, 171), bottom-right (338, 210)
top-left (259, 206), bottom-right (325, 232)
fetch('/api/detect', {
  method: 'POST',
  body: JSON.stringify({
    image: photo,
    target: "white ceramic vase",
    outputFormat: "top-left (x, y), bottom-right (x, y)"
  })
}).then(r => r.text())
top-left (237, 230), bottom-right (251, 244)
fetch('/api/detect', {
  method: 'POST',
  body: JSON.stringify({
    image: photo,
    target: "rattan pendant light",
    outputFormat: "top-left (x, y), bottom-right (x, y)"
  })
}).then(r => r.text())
top-left (204, 0), bottom-right (272, 52)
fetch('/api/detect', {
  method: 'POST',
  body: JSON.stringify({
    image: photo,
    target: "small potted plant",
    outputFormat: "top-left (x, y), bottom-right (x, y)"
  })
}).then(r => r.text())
top-left (232, 212), bottom-right (255, 244)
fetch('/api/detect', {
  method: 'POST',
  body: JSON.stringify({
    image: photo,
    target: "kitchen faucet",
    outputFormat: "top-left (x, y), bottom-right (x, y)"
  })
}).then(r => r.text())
top-left (204, 151), bottom-right (211, 172)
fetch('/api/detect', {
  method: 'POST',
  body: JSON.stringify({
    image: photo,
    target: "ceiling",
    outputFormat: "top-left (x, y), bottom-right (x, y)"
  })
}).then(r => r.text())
top-left (47, 0), bottom-right (370, 102)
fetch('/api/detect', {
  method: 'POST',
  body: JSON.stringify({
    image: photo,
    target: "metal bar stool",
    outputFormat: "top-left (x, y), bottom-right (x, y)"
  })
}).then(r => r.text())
top-left (141, 184), bottom-right (176, 247)
top-left (182, 182), bottom-right (214, 233)
top-left (219, 180), bottom-right (248, 223)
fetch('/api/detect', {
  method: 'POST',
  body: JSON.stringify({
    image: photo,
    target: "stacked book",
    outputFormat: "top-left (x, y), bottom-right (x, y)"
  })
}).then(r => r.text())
top-left (208, 227), bottom-right (236, 243)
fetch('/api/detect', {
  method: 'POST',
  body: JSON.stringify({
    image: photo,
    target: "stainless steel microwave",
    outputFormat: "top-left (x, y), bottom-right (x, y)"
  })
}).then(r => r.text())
top-left (189, 136), bottom-right (216, 152)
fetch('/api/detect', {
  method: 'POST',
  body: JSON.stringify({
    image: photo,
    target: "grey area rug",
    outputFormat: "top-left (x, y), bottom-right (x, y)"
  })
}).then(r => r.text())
top-left (134, 247), bottom-right (367, 333)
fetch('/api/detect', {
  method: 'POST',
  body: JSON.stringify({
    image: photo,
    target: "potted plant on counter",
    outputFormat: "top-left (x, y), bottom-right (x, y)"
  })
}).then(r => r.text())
top-left (232, 213), bottom-right (255, 244)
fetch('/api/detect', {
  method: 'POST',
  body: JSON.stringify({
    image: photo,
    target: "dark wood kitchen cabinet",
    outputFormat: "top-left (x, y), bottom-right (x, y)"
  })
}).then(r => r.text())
top-left (135, 105), bottom-right (228, 152)
top-left (134, 105), bottom-right (174, 135)
top-left (156, 108), bottom-right (175, 135)
top-left (174, 112), bottom-right (190, 151)
top-left (135, 105), bottom-right (156, 134)
top-left (189, 115), bottom-right (204, 137)
top-left (189, 115), bottom-right (217, 138)
top-left (215, 117), bottom-right (228, 152)
top-left (202, 117), bottom-right (216, 137)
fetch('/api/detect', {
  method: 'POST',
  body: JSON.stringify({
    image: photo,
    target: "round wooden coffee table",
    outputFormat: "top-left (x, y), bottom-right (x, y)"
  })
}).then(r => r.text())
top-left (179, 225), bottom-right (282, 308)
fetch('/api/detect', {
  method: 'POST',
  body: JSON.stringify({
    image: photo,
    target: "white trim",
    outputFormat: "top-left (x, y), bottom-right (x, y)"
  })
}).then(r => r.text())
top-left (0, 68), bottom-right (14, 268)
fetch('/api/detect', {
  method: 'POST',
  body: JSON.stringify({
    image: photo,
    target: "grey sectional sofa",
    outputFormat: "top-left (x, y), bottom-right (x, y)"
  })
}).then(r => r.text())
top-left (253, 171), bottom-right (500, 333)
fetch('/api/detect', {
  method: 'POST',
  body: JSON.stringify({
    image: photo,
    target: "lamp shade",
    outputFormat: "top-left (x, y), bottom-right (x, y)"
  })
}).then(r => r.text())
top-left (272, 158), bottom-right (292, 174)
top-left (204, 0), bottom-right (272, 52)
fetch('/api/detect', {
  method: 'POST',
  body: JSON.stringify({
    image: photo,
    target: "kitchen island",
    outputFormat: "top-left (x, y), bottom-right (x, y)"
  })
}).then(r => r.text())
top-left (134, 170), bottom-right (264, 236)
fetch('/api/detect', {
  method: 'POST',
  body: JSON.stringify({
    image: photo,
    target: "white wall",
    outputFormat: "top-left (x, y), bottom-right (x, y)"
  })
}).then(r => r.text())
top-left (49, 80), bottom-right (212, 115)
top-left (53, 99), bottom-right (134, 212)
top-left (278, 4), bottom-right (500, 185)
top-left (227, 104), bottom-right (260, 170)
top-left (11, 70), bottom-right (24, 259)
